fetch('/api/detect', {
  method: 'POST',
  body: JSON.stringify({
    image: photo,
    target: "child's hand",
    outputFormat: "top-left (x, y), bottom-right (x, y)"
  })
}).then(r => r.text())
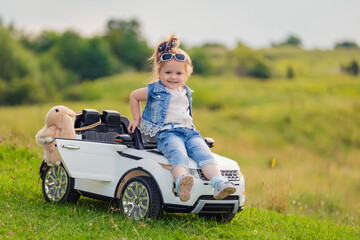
top-left (128, 119), bottom-right (140, 133)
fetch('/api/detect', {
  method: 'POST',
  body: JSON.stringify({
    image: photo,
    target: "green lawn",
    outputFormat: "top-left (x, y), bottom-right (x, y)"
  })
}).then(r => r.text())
top-left (0, 140), bottom-right (358, 239)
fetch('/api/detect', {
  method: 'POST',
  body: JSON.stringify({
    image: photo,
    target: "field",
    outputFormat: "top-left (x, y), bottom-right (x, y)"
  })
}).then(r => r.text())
top-left (1, 48), bottom-right (360, 238)
top-left (0, 138), bottom-right (358, 239)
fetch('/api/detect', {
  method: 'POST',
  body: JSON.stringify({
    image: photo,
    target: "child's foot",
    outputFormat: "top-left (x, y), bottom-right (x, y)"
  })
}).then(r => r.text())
top-left (213, 181), bottom-right (236, 200)
top-left (177, 175), bottom-right (193, 202)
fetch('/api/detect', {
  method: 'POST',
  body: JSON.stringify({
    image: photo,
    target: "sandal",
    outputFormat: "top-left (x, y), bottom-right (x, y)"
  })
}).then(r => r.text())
top-left (176, 175), bottom-right (194, 202)
top-left (213, 181), bottom-right (236, 200)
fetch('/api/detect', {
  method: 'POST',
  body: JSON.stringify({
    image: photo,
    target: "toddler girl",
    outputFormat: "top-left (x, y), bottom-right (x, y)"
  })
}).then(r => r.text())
top-left (128, 35), bottom-right (235, 202)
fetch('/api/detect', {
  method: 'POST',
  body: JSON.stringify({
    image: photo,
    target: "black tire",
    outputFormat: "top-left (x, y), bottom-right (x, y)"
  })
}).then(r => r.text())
top-left (42, 165), bottom-right (80, 204)
top-left (198, 212), bottom-right (236, 223)
top-left (119, 176), bottom-right (162, 220)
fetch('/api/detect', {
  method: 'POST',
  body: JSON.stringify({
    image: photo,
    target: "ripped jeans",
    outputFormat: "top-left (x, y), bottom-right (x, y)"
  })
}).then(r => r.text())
top-left (155, 127), bottom-right (217, 170)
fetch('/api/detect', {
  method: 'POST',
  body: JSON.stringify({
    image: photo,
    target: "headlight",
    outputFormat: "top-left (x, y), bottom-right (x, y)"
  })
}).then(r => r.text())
top-left (159, 164), bottom-right (200, 179)
top-left (159, 163), bottom-right (172, 170)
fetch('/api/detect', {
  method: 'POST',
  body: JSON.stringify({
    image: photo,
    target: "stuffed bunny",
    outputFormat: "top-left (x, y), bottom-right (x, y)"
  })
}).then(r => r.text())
top-left (35, 105), bottom-right (75, 166)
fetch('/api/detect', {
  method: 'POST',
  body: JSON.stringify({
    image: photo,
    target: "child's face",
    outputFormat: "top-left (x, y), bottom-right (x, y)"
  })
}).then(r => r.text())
top-left (159, 59), bottom-right (187, 90)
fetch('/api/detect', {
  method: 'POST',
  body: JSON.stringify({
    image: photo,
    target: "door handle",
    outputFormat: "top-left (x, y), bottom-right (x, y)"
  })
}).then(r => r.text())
top-left (62, 145), bottom-right (80, 150)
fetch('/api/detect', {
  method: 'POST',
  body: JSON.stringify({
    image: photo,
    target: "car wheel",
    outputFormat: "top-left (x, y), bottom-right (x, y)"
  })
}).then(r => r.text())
top-left (198, 212), bottom-right (236, 223)
top-left (119, 176), bottom-right (162, 220)
top-left (42, 165), bottom-right (80, 204)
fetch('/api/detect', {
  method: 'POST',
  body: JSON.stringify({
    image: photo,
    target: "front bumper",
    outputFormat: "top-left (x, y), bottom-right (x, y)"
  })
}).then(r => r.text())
top-left (163, 195), bottom-right (244, 214)
top-left (162, 173), bottom-right (245, 214)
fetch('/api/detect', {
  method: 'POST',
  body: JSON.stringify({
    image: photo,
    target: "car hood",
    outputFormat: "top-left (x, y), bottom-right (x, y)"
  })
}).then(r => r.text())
top-left (131, 149), bottom-right (240, 170)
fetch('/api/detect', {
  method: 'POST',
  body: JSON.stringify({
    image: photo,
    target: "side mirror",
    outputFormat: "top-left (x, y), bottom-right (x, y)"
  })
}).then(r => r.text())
top-left (204, 137), bottom-right (215, 148)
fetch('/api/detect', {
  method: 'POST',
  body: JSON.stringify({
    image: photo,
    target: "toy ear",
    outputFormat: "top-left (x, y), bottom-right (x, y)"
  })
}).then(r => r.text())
top-left (60, 114), bottom-right (75, 138)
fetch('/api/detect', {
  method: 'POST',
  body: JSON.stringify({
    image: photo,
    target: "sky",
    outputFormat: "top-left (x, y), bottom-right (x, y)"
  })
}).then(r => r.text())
top-left (1, 0), bottom-right (359, 49)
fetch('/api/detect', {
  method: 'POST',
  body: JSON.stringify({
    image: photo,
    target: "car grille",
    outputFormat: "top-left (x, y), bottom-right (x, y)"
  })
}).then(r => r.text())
top-left (197, 170), bottom-right (240, 182)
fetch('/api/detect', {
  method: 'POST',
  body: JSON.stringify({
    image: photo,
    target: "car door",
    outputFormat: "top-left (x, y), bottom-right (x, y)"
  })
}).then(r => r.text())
top-left (55, 138), bottom-right (127, 181)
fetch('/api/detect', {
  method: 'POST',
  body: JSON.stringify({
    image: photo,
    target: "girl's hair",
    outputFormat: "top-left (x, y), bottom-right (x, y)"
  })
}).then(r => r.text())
top-left (149, 35), bottom-right (193, 82)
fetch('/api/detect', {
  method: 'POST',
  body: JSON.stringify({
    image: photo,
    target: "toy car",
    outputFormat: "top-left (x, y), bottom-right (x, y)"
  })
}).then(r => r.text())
top-left (39, 109), bottom-right (245, 222)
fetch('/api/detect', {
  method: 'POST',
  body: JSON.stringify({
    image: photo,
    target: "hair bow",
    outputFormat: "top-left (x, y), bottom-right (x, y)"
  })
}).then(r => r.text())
top-left (158, 41), bottom-right (167, 53)
top-left (158, 40), bottom-right (177, 53)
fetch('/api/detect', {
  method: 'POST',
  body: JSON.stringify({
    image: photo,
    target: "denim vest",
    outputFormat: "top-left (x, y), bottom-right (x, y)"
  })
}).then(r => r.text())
top-left (139, 80), bottom-right (194, 137)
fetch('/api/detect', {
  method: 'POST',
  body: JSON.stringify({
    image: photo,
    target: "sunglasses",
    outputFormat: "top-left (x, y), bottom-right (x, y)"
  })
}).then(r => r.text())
top-left (159, 53), bottom-right (187, 64)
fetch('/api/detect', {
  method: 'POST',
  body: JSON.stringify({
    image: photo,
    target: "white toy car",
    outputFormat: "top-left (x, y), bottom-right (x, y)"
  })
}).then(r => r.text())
top-left (39, 109), bottom-right (245, 222)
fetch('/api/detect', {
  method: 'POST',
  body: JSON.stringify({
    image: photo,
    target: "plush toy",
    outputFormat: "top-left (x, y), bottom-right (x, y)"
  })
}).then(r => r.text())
top-left (35, 105), bottom-right (76, 166)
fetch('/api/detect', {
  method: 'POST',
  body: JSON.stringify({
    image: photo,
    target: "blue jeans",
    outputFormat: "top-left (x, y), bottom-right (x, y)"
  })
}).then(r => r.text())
top-left (155, 127), bottom-right (217, 169)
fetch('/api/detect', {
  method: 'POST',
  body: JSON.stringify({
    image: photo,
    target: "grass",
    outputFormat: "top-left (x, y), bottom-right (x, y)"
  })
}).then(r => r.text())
top-left (0, 139), bottom-right (359, 239)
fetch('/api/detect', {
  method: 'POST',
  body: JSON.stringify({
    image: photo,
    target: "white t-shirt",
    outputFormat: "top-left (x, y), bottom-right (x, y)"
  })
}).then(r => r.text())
top-left (163, 87), bottom-right (193, 126)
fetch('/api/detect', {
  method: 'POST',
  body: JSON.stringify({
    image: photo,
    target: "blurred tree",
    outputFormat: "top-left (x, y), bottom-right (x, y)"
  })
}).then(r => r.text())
top-left (349, 60), bottom-right (359, 75)
top-left (79, 37), bottom-right (121, 79)
top-left (0, 26), bottom-right (33, 81)
top-left (52, 31), bottom-right (122, 81)
top-left (284, 35), bottom-right (302, 46)
top-left (38, 53), bottom-right (72, 98)
top-left (0, 19), bottom-right (156, 105)
top-left (249, 60), bottom-right (271, 78)
top-left (52, 30), bottom-right (84, 82)
top-left (341, 60), bottom-right (359, 76)
top-left (334, 41), bottom-right (359, 49)
top-left (0, 26), bottom-right (58, 105)
top-left (204, 43), bottom-right (230, 75)
top-left (20, 30), bottom-right (60, 53)
top-left (0, 78), bottom-right (6, 103)
top-left (0, 77), bottom-right (46, 105)
top-left (190, 47), bottom-right (214, 75)
top-left (232, 43), bottom-right (271, 79)
top-left (287, 66), bottom-right (295, 79)
top-left (7, 21), bottom-right (15, 33)
top-left (272, 34), bottom-right (302, 47)
top-left (105, 19), bottom-right (152, 70)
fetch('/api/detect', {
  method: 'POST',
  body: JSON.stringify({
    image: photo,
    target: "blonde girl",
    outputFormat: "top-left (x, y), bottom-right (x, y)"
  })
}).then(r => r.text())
top-left (128, 35), bottom-right (235, 202)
